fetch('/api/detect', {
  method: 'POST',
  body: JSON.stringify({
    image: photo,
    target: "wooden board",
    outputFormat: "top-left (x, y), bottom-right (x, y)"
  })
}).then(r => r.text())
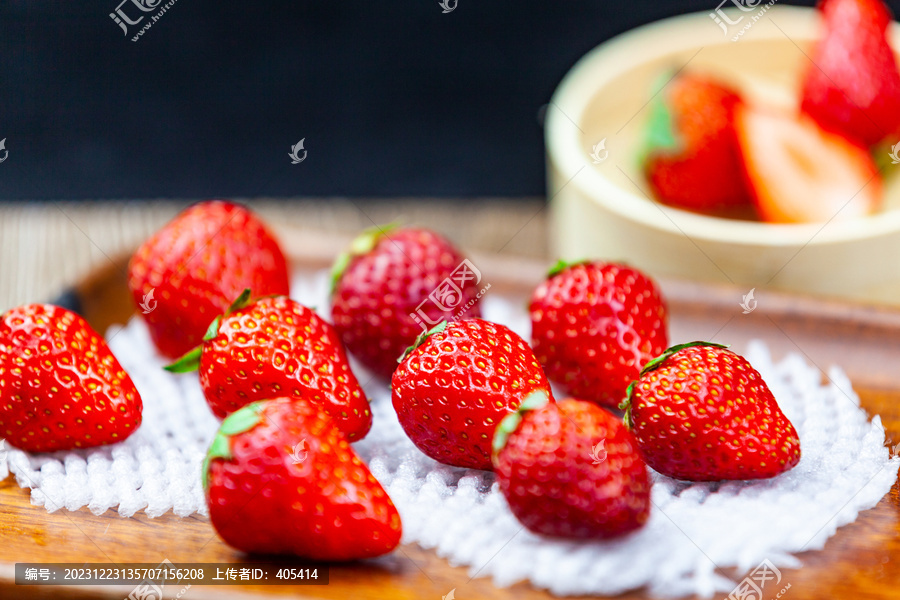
top-left (3, 230), bottom-right (900, 600)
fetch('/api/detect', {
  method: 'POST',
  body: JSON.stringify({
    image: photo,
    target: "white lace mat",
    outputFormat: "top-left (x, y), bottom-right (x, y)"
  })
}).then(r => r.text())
top-left (2, 270), bottom-right (897, 598)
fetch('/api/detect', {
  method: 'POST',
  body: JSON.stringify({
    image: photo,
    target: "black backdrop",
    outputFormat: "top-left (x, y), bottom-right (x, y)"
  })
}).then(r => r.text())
top-left (0, 0), bottom-right (866, 201)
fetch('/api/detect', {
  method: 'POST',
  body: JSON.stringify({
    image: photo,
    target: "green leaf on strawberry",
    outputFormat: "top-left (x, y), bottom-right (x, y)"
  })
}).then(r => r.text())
top-left (164, 288), bottom-right (256, 374)
top-left (398, 320), bottom-right (448, 364)
top-left (329, 223), bottom-right (399, 295)
top-left (491, 389), bottom-right (551, 457)
top-left (638, 340), bottom-right (728, 376)
top-left (202, 401), bottom-right (266, 491)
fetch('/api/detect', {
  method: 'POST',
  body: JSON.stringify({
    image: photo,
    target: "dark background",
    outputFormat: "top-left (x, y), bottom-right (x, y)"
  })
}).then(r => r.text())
top-left (0, 0), bottom-right (843, 200)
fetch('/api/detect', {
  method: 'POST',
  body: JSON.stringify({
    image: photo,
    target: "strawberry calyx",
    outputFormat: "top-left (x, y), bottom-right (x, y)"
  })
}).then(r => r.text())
top-left (547, 259), bottom-right (589, 278)
top-left (491, 389), bottom-right (551, 461)
top-left (164, 288), bottom-right (254, 373)
top-left (639, 340), bottom-right (728, 377)
top-left (621, 381), bottom-right (637, 430)
top-left (397, 320), bottom-right (448, 364)
top-left (164, 346), bottom-right (204, 374)
top-left (202, 400), bottom-right (267, 491)
top-left (619, 341), bottom-right (729, 429)
top-left (638, 72), bottom-right (680, 165)
top-left (330, 223), bottom-right (399, 295)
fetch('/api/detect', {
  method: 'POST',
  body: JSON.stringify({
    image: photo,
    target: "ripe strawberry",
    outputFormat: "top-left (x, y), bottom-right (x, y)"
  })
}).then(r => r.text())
top-left (167, 292), bottom-right (371, 440)
top-left (331, 226), bottom-right (483, 379)
top-left (529, 260), bottom-right (668, 409)
top-left (492, 391), bottom-right (651, 539)
top-left (800, 0), bottom-right (900, 147)
top-left (736, 105), bottom-right (882, 223)
top-left (391, 319), bottom-right (552, 470)
top-left (128, 200), bottom-right (290, 360)
top-left (643, 73), bottom-right (754, 215)
top-left (204, 397), bottom-right (401, 560)
top-left (0, 304), bottom-right (142, 452)
top-left (622, 342), bottom-right (801, 481)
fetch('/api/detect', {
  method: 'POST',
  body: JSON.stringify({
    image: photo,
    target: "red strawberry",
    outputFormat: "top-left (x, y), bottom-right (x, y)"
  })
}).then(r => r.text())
top-left (622, 342), bottom-right (801, 481)
top-left (736, 105), bottom-right (882, 223)
top-left (391, 319), bottom-right (552, 470)
top-left (331, 226), bottom-right (484, 379)
top-left (167, 292), bottom-right (371, 440)
top-left (529, 260), bottom-right (668, 409)
top-left (128, 200), bottom-right (290, 360)
top-left (643, 73), bottom-right (754, 215)
top-left (0, 305), bottom-right (142, 452)
top-left (204, 397), bottom-right (401, 560)
top-left (492, 391), bottom-right (651, 539)
top-left (800, 0), bottom-right (900, 147)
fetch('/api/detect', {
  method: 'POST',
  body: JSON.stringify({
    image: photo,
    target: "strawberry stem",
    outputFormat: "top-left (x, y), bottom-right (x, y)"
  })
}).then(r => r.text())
top-left (398, 320), bottom-right (448, 364)
top-left (491, 389), bottom-right (551, 460)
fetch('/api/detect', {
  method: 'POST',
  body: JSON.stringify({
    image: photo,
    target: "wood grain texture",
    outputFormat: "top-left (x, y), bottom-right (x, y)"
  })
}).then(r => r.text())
top-left (0, 199), bottom-right (548, 314)
top-left (2, 221), bottom-right (900, 599)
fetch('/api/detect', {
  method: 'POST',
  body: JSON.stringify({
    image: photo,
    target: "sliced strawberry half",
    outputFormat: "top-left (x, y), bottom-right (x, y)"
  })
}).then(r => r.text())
top-left (736, 105), bottom-right (882, 223)
top-left (643, 73), bottom-right (754, 216)
top-left (800, 0), bottom-right (900, 147)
